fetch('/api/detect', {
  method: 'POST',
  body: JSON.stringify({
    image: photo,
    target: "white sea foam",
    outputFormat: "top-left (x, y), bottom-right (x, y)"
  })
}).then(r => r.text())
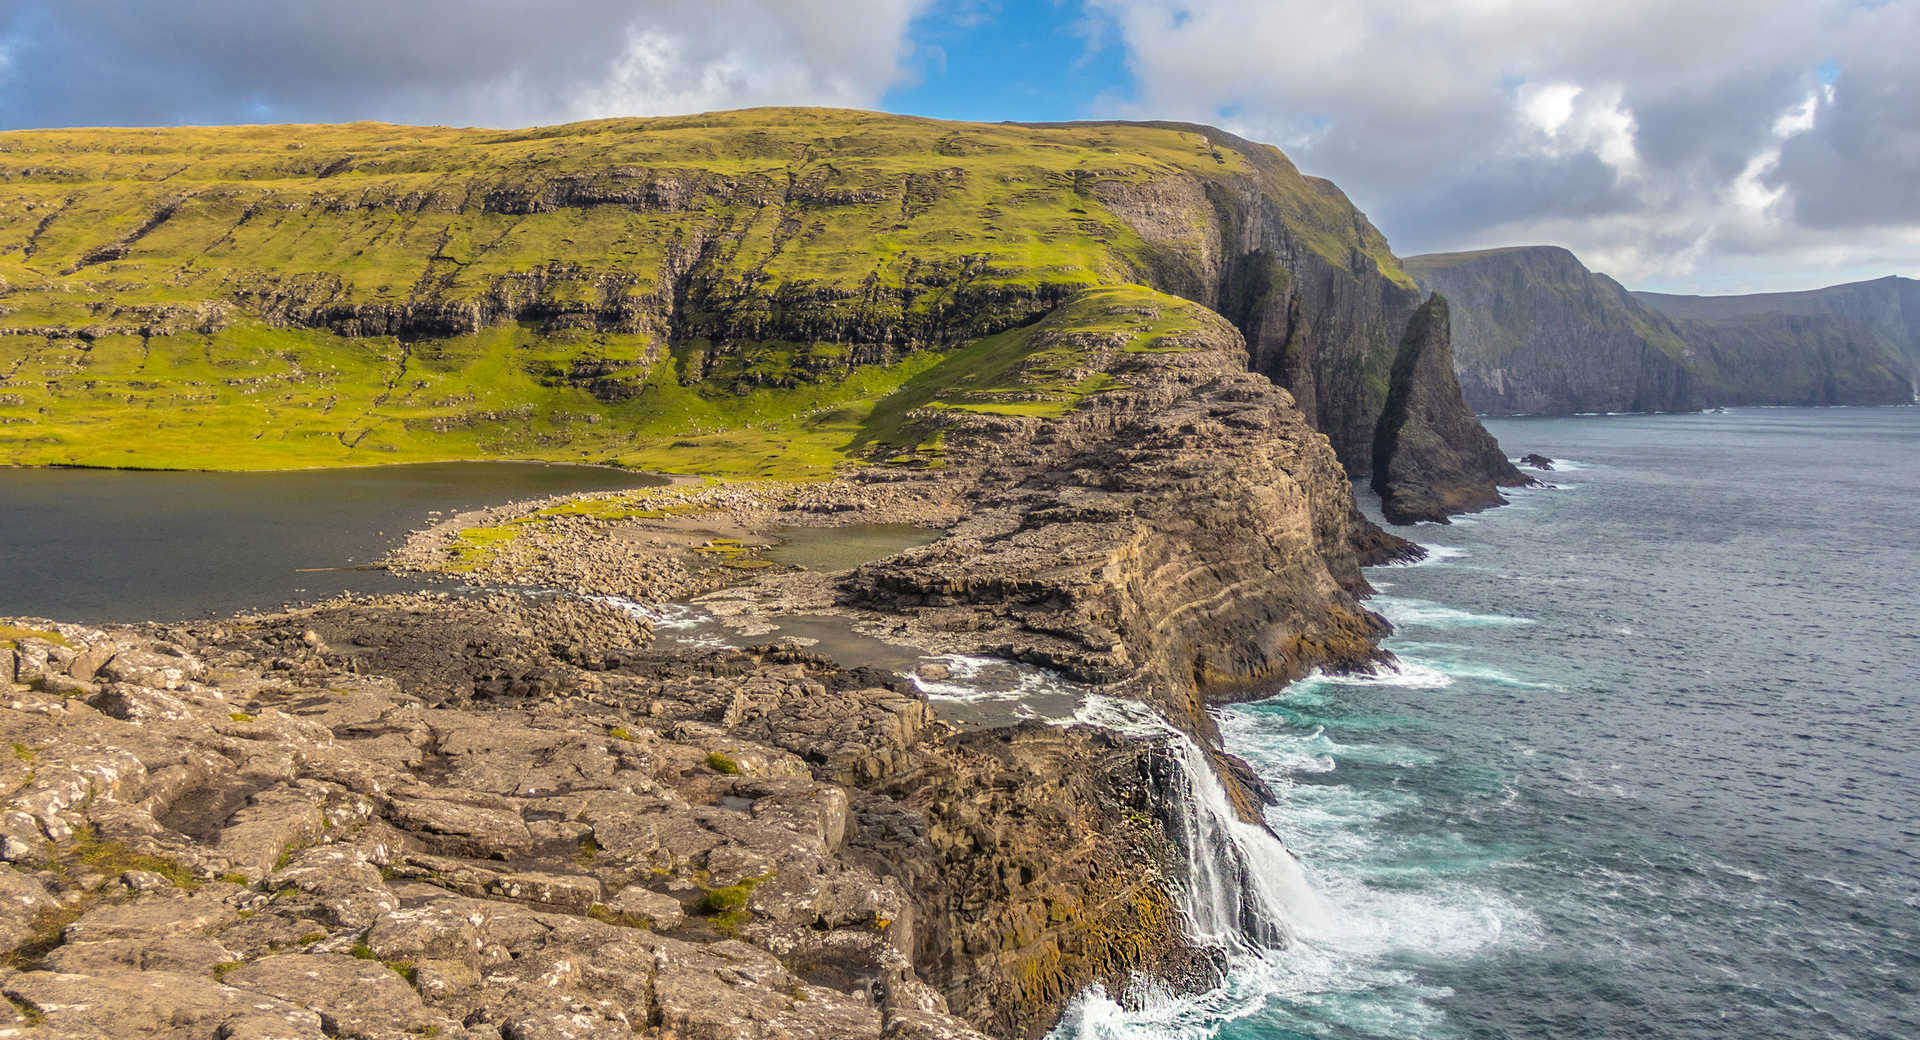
top-left (913, 654), bottom-right (1055, 703)
top-left (1377, 542), bottom-right (1469, 568)
top-left (1380, 644), bottom-right (1563, 691)
top-left (1297, 658), bottom-right (1457, 690)
top-left (1063, 695), bottom-right (1335, 949)
top-left (1054, 645), bottom-right (1540, 1038)
top-left (1439, 661), bottom-right (1562, 690)
top-left (1374, 596), bottom-right (1535, 629)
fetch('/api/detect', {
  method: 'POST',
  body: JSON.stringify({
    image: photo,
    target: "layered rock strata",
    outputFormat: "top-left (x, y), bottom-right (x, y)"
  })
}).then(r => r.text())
top-left (0, 288), bottom-right (1445, 1038)
top-left (0, 110), bottom-right (1518, 523)
top-left (1371, 297), bottom-right (1530, 524)
top-left (0, 597), bottom-right (1195, 1040)
top-left (396, 288), bottom-right (1419, 808)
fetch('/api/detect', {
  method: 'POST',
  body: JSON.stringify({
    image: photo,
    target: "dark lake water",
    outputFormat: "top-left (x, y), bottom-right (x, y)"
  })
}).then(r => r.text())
top-left (1061, 406), bottom-right (1920, 1040)
top-left (0, 463), bottom-right (662, 623)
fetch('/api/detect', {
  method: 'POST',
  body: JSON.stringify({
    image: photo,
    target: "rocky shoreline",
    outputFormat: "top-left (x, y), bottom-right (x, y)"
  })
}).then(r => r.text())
top-left (0, 293), bottom-right (1446, 1039)
top-left (2, 593), bottom-right (1214, 1040)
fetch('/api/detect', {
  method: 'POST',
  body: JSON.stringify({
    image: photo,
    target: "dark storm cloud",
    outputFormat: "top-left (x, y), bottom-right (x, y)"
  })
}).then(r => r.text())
top-left (1770, 4), bottom-right (1920, 230)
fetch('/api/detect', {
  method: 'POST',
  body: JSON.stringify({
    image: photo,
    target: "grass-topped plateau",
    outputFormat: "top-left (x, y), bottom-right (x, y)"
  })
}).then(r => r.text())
top-left (0, 108), bottom-right (1407, 477)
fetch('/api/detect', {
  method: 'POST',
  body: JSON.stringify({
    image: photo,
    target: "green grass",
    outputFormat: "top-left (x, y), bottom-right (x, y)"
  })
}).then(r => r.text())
top-left (0, 625), bottom-right (70, 649)
top-left (446, 525), bottom-right (521, 571)
top-left (699, 871), bottom-right (771, 937)
top-left (66, 827), bottom-right (199, 889)
top-left (0, 109), bottom-right (1406, 478)
top-left (854, 284), bottom-right (1205, 456)
top-left (8, 827), bottom-right (204, 968)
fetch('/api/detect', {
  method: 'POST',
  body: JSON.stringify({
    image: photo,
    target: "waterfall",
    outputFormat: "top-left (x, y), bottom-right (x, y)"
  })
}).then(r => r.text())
top-left (1149, 726), bottom-right (1335, 951)
top-left (1074, 694), bottom-right (1332, 952)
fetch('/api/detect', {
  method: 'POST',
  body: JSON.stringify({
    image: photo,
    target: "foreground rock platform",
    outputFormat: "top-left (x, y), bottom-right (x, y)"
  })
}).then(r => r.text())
top-left (1, 596), bottom-right (1204, 1039)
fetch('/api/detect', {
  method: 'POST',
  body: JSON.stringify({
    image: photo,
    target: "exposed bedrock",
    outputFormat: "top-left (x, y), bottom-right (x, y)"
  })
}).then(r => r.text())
top-left (0, 291), bottom-right (1428, 1039)
top-left (3, 111), bottom-right (1517, 521)
top-left (840, 292), bottom-right (1412, 768)
top-left (1079, 125), bottom-right (1515, 518)
top-left (1078, 127), bottom-right (1424, 478)
top-left (1405, 245), bottom-right (1705, 415)
top-left (1371, 296), bottom-right (1530, 525)
top-left (0, 597), bottom-right (1201, 1040)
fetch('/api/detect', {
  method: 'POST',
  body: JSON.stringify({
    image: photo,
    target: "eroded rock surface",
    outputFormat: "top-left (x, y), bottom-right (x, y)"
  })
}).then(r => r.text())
top-left (0, 599), bottom-right (1191, 1039)
top-left (391, 291), bottom-right (1418, 815)
top-left (1372, 296), bottom-right (1530, 525)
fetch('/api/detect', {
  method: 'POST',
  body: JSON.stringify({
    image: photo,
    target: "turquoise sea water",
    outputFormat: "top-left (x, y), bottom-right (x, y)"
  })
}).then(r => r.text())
top-left (1061, 407), bottom-right (1920, 1040)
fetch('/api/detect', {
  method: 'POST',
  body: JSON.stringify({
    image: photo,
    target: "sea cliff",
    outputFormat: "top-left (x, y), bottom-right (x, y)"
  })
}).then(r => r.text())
top-left (1407, 246), bottom-right (1915, 413)
top-left (0, 110), bottom-right (1528, 1039)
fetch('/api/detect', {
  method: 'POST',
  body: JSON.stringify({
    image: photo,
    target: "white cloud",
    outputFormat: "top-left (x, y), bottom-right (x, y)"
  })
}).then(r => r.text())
top-left (569, 1), bottom-right (926, 122)
top-left (1518, 83), bottom-right (1580, 138)
top-left (1, 0), bottom-right (930, 129)
top-left (1084, 0), bottom-right (1918, 292)
top-left (1518, 83), bottom-right (1640, 177)
top-left (1730, 90), bottom-right (1823, 222)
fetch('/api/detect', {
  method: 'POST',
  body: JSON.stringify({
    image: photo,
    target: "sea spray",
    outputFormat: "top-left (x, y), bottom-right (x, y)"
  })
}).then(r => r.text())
top-left (1149, 730), bottom-right (1337, 949)
top-left (1071, 696), bottom-right (1334, 950)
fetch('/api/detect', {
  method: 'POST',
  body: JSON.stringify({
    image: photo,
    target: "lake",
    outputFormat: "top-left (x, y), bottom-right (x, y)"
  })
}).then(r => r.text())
top-left (0, 462), bottom-right (663, 623)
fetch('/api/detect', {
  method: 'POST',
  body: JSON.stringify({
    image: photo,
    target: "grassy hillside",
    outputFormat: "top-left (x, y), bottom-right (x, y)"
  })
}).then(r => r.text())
top-left (0, 108), bottom-right (1405, 474)
top-left (1405, 246), bottom-right (1691, 364)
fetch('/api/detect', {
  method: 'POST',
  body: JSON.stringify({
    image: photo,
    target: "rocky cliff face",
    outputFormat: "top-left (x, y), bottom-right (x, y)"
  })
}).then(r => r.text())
top-left (1405, 247), bottom-right (1702, 414)
top-left (1409, 247), bottom-right (1914, 413)
top-left (0, 111), bottom-right (1536, 1040)
top-left (1636, 276), bottom-right (1920, 402)
top-left (837, 289), bottom-right (1411, 729)
top-left (0, 109), bottom-right (1518, 522)
top-left (1058, 122), bottom-right (1426, 477)
top-left (0, 289), bottom-right (1422, 1039)
top-left (1371, 297), bottom-right (1529, 524)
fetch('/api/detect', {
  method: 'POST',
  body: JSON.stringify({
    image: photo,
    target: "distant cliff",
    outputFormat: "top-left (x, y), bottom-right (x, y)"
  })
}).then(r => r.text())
top-left (1636, 277), bottom-right (1920, 405)
top-left (1407, 247), bottom-right (1914, 413)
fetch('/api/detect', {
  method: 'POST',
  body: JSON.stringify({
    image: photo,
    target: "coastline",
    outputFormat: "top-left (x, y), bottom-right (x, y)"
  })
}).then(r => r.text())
top-left (0, 294), bottom-right (1431, 1038)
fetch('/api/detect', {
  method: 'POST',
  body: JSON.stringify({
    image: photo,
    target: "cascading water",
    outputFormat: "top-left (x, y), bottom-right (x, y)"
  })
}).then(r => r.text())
top-left (1147, 728), bottom-right (1335, 951)
top-left (1048, 696), bottom-right (1354, 1040)
top-left (1074, 696), bottom-right (1333, 953)
top-left (589, 600), bottom-right (1346, 1029)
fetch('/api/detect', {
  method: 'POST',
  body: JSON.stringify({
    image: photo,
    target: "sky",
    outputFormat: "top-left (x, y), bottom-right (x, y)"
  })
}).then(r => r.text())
top-left (0, 1), bottom-right (1914, 294)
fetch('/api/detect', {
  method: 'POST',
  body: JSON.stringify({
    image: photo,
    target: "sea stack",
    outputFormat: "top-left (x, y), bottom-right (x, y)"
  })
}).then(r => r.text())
top-left (1372, 295), bottom-right (1530, 524)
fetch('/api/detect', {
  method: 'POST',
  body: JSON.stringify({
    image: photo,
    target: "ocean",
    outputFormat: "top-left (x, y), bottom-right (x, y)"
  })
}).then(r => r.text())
top-left (1058, 407), bottom-right (1920, 1040)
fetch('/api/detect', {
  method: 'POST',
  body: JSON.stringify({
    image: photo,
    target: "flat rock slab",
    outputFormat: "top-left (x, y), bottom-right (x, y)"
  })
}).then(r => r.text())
top-left (225, 953), bottom-right (455, 1040)
top-left (0, 969), bottom-right (326, 1039)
